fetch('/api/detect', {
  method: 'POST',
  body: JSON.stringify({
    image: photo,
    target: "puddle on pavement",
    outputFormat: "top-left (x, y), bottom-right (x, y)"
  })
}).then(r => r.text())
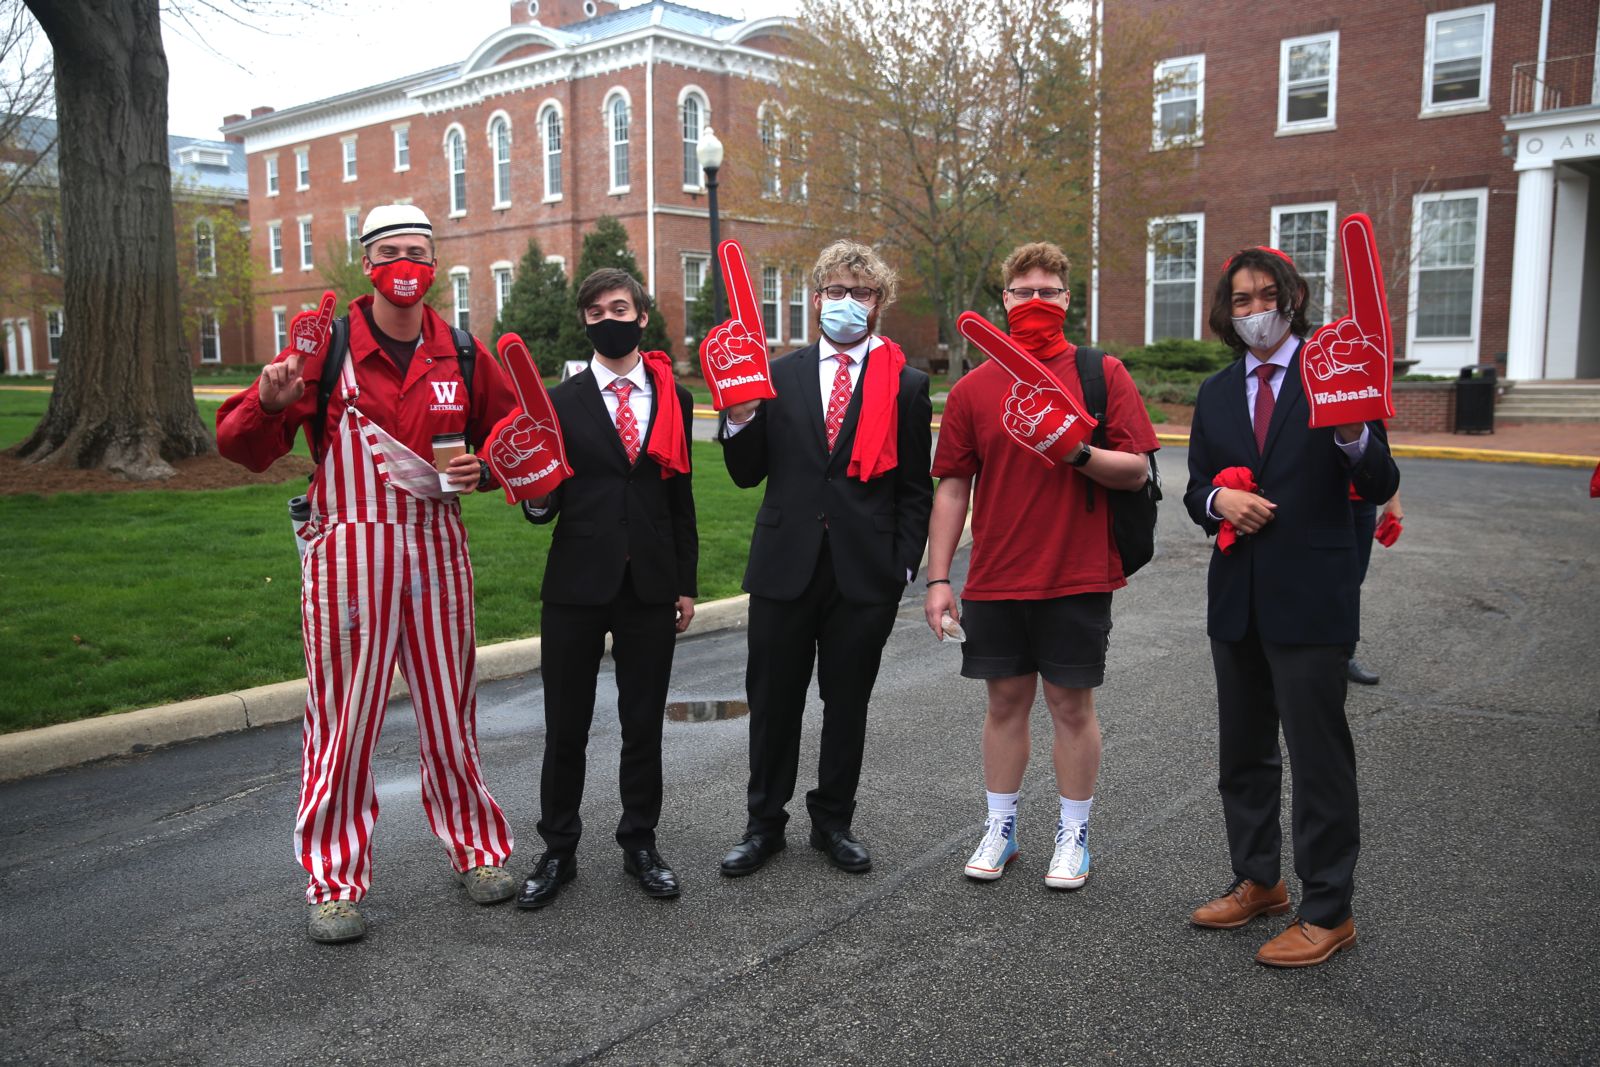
top-left (665, 699), bottom-right (749, 723)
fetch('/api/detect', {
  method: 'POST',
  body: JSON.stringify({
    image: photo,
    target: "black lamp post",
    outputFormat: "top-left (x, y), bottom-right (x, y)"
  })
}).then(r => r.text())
top-left (697, 125), bottom-right (725, 322)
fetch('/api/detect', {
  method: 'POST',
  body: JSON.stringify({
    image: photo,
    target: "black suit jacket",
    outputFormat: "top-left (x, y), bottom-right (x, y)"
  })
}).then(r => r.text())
top-left (1184, 344), bottom-right (1399, 645)
top-left (525, 368), bottom-right (698, 606)
top-left (721, 343), bottom-right (933, 605)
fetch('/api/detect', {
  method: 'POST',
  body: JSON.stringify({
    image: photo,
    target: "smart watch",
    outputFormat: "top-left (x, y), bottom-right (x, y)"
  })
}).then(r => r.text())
top-left (1067, 443), bottom-right (1092, 468)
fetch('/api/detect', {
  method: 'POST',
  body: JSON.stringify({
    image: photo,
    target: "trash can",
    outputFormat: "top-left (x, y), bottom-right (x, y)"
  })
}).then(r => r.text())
top-left (1454, 365), bottom-right (1496, 434)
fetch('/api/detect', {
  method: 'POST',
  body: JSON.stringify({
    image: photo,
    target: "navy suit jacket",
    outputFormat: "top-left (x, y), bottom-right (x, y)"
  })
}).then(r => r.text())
top-left (1183, 343), bottom-right (1399, 645)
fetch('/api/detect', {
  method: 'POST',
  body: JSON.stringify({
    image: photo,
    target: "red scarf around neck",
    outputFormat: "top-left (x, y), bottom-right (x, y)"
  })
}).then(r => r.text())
top-left (844, 337), bottom-right (906, 482)
top-left (639, 350), bottom-right (690, 478)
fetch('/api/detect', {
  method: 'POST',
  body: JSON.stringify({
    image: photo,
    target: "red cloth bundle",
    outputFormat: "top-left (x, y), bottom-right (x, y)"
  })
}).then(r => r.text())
top-left (1590, 459), bottom-right (1600, 498)
top-left (640, 349), bottom-right (690, 478)
top-left (1212, 466), bottom-right (1258, 554)
top-left (1374, 512), bottom-right (1403, 547)
top-left (485, 333), bottom-right (573, 503)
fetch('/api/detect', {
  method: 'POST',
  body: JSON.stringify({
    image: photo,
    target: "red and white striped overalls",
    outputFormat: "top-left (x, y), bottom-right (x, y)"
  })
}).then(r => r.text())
top-left (294, 354), bottom-right (513, 904)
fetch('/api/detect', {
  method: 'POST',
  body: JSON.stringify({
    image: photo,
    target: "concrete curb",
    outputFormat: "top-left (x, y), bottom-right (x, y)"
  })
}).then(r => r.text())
top-left (1153, 431), bottom-right (1598, 469)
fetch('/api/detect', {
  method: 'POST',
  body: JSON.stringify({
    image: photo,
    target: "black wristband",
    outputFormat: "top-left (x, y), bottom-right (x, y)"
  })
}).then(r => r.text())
top-left (926, 578), bottom-right (951, 587)
top-left (1068, 443), bottom-right (1093, 468)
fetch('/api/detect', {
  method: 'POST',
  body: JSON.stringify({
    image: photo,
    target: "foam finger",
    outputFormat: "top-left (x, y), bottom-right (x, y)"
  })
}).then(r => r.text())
top-left (719, 240), bottom-right (766, 345)
top-left (311, 290), bottom-right (338, 337)
top-left (1339, 214), bottom-right (1389, 347)
top-left (495, 333), bottom-right (544, 412)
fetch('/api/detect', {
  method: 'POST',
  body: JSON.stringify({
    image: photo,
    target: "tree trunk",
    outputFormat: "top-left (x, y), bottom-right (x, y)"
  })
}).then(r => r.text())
top-left (18, 0), bottom-right (211, 479)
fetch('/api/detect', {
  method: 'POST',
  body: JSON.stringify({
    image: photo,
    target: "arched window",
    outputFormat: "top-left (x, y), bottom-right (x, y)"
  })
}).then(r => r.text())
top-left (758, 104), bottom-right (781, 198)
top-left (489, 115), bottom-right (511, 207)
top-left (606, 92), bottom-right (630, 191)
top-left (194, 218), bottom-right (215, 276)
top-left (680, 92), bottom-right (706, 188)
top-left (540, 103), bottom-right (563, 199)
top-left (445, 127), bottom-right (467, 214)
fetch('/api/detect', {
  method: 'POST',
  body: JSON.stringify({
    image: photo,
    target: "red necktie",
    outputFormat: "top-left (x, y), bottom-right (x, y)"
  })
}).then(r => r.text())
top-left (610, 379), bottom-right (641, 463)
top-left (1253, 363), bottom-right (1277, 454)
top-left (825, 353), bottom-right (854, 449)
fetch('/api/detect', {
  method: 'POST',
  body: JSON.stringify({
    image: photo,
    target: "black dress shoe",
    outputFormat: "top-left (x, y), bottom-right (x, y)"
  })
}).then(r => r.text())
top-left (623, 848), bottom-right (680, 898)
top-left (1347, 658), bottom-right (1380, 685)
top-left (515, 852), bottom-right (575, 909)
top-left (809, 827), bottom-right (871, 873)
top-left (719, 832), bottom-right (786, 877)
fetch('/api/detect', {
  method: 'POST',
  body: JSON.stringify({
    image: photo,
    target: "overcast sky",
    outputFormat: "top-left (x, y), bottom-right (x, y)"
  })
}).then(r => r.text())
top-left (158, 0), bottom-right (791, 140)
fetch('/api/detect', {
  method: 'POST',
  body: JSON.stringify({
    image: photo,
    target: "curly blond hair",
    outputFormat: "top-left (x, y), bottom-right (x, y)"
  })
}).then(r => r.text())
top-left (1001, 242), bottom-right (1072, 288)
top-left (809, 240), bottom-right (899, 311)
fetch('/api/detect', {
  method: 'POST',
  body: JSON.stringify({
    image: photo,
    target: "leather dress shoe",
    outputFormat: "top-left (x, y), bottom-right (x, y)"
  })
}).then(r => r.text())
top-left (1190, 878), bottom-right (1290, 929)
top-left (1255, 915), bottom-right (1357, 967)
top-left (623, 848), bottom-right (680, 898)
top-left (515, 852), bottom-right (575, 909)
top-left (719, 832), bottom-right (786, 877)
top-left (809, 827), bottom-right (871, 874)
top-left (1347, 659), bottom-right (1380, 685)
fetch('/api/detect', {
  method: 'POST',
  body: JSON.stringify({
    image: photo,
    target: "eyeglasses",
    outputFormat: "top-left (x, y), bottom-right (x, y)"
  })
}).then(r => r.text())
top-left (1005, 287), bottom-right (1067, 301)
top-left (818, 285), bottom-right (881, 303)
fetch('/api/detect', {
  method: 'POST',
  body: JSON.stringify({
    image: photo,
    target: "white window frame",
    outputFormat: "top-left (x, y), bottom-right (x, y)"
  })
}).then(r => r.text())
top-left (760, 265), bottom-right (781, 343)
top-left (268, 221), bottom-right (283, 274)
top-left (297, 216), bottom-right (314, 272)
top-left (45, 307), bottom-right (62, 363)
top-left (546, 254), bottom-right (566, 276)
top-left (39, 213), bottom-right (59, 272)
top-left (199, 310), bottom-right (222, 364)
top-left (1278, 32), bottom-right (1338, 133)
top-left (1406, 187), bottom-right (1488, 370)
top-left (539, 100), bottom-right (563, 202)
top-left (1422, 4), bottom-right (1495, 115)
top-left (1144, 213), bottom-right (1205, 344)
top-left (444, 125), bottom-right (467, 217)
top-left (341, 136), bottom-right (358, 181)
top-left (344, 209), bottom-right (361, 262)
top-left (682, 253), bottom-right (708, 343)
top-left (294, 146), bottom-right (310, 191)
top-left (450, 267), bottom-right (471, 332)
top-left (604, 89), bottom-right (631, 194)
top-left (492, 261), bottom-right (513, 319)
top-left (1153, 55), bottom-right (1205, 149)
top-left (194, 218), bottom-right (216, 277)
top-left (272, 306), bottom-right (288, 353)
top-left (1270, 202), bottom-right (1337, 326)
top-left (393, 123), bottom-right (410, 171)
top-left (488, 112), bottom-right (512, 209)
top-left (758, 102), bottom-right (781, 198)
top-left (264, 154), bottom-right (279, 196)
top-left (679, 86), bottom-right (709, 191)
top-left (788, 275), bottom-right (808, 344)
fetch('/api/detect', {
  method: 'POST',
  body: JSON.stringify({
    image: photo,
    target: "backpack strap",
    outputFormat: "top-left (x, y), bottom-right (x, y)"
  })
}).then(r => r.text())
top-left (450, 325), bottom-right (476, 408)
top-left (311, 316), bottom-right (351, 462)
top-left (1075, 346), bottom-right (1107, 511)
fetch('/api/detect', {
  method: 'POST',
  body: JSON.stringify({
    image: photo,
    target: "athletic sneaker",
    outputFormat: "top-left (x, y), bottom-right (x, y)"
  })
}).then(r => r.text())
top-left (306, 899), bottom-right (366, 944)
top-left (1045, 819), bottom-right (1090, 890)
top-left (964, 814), bottom-right (1019, 880)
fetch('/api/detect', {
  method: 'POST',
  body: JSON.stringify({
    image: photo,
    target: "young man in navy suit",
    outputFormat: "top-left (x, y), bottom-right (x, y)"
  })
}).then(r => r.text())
top-left (1184, 247), bottom-right (1399, 968)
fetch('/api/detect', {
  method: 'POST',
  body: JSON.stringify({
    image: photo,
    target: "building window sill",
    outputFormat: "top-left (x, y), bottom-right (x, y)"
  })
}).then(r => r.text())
top-left (1275, 122), bottom-right (1337, 137)
top-left (493, 201), bottom-right (512, 211)
top-left (542, 194), bottom-right (563, 204)
top-left (448, 210), bottom-right (467, 220)
top-left (608, 186), bottom-right (631, 197)
top-left (1419, 101), bottom-right (1490, 119)
top-left (394, 165), bottom-right (410, 173)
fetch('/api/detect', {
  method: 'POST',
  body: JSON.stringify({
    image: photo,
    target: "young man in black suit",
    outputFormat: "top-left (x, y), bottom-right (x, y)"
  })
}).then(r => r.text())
top-left (1184, 247), bottom-right (1399, 967)
top-left (717, 240), bottom-right (933, 878)
top-left (516, 268), bottom-right (698, 909)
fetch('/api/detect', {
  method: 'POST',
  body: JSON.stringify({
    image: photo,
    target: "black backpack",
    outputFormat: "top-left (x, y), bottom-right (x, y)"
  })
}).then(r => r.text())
top-left (1076, 347), bottom-right (1162, 576)
top-left (309, 316), bottom-right (476, 459)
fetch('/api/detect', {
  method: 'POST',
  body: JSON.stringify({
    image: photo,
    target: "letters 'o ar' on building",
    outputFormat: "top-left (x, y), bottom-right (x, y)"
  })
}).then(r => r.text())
top-left (1097, 0), bottom-right (1599, 385)
top-left (221, 0), bottom-right (931, 369)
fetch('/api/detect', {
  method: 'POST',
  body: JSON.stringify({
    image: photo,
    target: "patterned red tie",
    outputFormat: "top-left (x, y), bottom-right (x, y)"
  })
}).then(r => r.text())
top-left (825, 353), bottom-right (854, 450)
top-left (610, 379), bottom-right (641, 463)
top-left (1253, 363), bottom-right (1277, 453)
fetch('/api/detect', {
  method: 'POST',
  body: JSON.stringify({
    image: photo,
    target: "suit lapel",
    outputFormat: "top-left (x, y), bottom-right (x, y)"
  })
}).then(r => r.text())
top-left (793, 346), bottom-right (829, 455)
top-left (1261, 341), bottom-right (1306, 464)
top-left (1220, 359), bottom-right (1258, 461)
top-left (827, 346), bottom-right (872, 470)
top-left (574, 369), bottom-right (630, 470)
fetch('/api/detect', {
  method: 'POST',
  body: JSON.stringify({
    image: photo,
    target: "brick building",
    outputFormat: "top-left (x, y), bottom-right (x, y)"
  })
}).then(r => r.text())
top-left (1097, 0), bottom-right (1600, 381)
top-left (0, 118), bottom-right (255, 374)
top-left (221, 0), bottom-right (929, 368)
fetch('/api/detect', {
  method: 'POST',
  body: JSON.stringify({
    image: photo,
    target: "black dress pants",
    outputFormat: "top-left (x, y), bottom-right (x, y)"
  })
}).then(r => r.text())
top-left (744, 540), bottom-right (898, 835)
top-left (1210, 621), bottom-right (1359, 927)
top-left (538, 577), bottom-right (677, 855)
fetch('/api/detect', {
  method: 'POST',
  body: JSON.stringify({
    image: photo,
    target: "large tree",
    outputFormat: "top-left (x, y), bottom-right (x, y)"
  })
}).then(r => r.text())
top-left (559, 215), bottom-right (675, 363)
top-left (18, 0), bottom-right (209, 478)
top-left (493, 238), bottom-right (570, 375)
top-left (747, 0), bottom-right (1181, 382)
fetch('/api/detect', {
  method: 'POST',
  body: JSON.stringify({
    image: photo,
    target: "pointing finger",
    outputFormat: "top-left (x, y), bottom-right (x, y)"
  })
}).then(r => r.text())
top-left (719, 240), bottom-right (767, 347)
top-left (1339, 213), bottom-right (1390, 350)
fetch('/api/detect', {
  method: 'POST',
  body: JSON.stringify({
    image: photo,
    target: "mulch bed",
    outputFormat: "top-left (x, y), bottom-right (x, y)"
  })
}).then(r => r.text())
top-left (0, 449), bottom-right (312, 496)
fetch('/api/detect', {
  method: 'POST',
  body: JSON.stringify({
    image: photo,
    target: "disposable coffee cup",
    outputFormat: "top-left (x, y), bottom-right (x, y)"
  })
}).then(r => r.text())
top-left (288, 495), bottom-right (312, 560)
top-left (432, 433), bottom-right (467, 493)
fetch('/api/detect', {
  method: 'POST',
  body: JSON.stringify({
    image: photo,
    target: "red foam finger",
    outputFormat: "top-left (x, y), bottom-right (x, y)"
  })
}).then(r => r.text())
top-left (956, 311), bottom-right (1043, 387)
top-left (495, 333), bottom-right (545, 413)
top-left (718, 240), bottom-right (767, 347)
top-left (1338, 214), bottom-right (1390, 351)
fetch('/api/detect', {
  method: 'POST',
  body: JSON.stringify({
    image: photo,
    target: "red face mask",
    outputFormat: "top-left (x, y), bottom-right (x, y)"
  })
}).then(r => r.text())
top-left (1005, 298), bottom-right (1069, 359)
top-left (369, 258), bottom-right (436, 308)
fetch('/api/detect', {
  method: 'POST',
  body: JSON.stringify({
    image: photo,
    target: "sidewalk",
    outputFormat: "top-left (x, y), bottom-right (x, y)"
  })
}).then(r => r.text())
top-left (1155, 419), bottom-right (1600, 467)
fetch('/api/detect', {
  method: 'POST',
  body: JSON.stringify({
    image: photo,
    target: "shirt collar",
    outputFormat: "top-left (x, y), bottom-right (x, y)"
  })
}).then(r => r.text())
top-left (1244, 332), bottom-right (1299, 377)
top-left (590, 356), bottom-right (650, 393)
top-left (820, 334), bottom-right (873, 363)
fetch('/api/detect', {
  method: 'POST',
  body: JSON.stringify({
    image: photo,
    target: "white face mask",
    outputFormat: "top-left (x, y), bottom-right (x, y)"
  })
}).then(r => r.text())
top-left (1232, 307), bottom-right (1291, 352)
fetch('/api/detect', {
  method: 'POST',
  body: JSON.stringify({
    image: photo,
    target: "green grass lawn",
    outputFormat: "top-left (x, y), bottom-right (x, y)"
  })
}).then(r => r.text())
top-left (0, 390), bottom-right (756, 732)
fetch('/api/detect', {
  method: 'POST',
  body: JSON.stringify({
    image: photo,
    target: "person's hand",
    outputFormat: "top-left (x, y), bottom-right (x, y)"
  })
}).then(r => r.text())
top-left (675, 596), bottom-right (696, 633)
top-left (1334, 422), bottom-right (1365, 443)
top-left (258, 352), bottom-right (305, 414)
top-left (924, 583), bottom-right (958, 640)
top-left (726, 399), bottom-right (762, 425)
top-left (1214, 488), bottom-right (1277, 535)
top-left (445, 453), bottom-right (481, 493)
top-left (1383, 495), bottom-right (1403, 521)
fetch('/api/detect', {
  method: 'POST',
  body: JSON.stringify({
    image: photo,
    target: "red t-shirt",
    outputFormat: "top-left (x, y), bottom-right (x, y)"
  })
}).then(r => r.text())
top-left (932, 343), bottom-right (1160, 599)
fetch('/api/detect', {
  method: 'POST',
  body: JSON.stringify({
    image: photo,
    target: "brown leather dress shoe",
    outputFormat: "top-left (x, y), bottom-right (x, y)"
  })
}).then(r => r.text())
top-left (1190, 878), bottom-right (1291, 929)
top-left (1255, 915), bottom-right (1357, 968)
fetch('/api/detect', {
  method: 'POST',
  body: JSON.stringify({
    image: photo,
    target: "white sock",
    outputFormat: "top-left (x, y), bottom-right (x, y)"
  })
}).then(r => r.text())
top-left (1059, 794), bottom-right (1093, 827)
top-left (986, 790), bottom-right (1020, 822)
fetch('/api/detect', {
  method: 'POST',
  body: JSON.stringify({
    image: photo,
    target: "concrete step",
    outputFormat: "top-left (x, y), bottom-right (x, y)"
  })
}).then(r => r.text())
top-left (1497, 400), bottom-right (1600, 412)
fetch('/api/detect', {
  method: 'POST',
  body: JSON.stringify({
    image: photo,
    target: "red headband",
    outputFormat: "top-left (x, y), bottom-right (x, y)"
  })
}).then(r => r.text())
top-left (1222, 246), bottom-right (1296, 274)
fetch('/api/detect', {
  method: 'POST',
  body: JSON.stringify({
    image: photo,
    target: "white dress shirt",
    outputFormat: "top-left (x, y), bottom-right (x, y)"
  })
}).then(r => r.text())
top-left (722, 334), bottom-right (875, 438)
top-left (590, 354), bottom-right (653, 431)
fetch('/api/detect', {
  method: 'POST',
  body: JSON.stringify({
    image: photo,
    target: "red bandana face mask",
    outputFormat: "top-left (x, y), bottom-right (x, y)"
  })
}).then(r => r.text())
top-left (369, 258), bottom-right (436, 308)
top-left (1005, 298), bottom-right (1069, 359)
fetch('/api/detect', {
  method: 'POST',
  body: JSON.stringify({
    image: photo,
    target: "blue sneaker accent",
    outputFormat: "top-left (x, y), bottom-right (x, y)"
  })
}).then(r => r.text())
top-left (1045, 819), bottom-right (1090, 889)
top-left (964, 814), bottom-right (1020, 881)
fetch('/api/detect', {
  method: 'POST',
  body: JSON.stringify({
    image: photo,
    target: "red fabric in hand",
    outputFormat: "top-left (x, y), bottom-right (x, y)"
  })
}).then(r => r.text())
top-left (1591, 459), bottom-right (1600, 498)
top-left (1374, 512), bottom-right (1403, 547)
top-left (699, 240), bottom-right (777, 410)
top-left (847, 337), bottom-right (905, 482)
top-left (1212, 466), bottom-right (1258, 555)
top-left (640, 350), bottom-right (690, 478)
top-left (486, 333), bottom-right (573, 503)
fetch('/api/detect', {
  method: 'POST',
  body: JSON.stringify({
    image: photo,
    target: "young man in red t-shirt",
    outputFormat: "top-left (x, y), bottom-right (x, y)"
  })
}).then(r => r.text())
top-left (924, 242), bottom-right (1159, 889)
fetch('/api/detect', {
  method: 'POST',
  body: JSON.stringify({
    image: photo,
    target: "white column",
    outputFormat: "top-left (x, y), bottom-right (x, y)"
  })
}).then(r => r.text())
top-left (1506, 165), bottom-right (1555, 380)
top-left (17, 318), bottom-right (32, 374)
top-left (1545, 167), bottom-right (1589, 379)
top-left (3, 321), bottom-right (15, 375)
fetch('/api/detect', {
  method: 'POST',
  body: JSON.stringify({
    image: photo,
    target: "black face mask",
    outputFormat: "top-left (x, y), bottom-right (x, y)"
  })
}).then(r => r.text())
top-left (586, 316), bottom-right (644, 360)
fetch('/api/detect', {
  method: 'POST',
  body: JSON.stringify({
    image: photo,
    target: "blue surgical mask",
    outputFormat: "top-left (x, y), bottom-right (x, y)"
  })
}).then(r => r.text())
top-left (820, 297), bottom-right (870, 345)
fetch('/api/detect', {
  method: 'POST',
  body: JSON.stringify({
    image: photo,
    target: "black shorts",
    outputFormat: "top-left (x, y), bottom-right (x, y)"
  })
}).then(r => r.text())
top-left (958, 593), bottom-right (1113, 689)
